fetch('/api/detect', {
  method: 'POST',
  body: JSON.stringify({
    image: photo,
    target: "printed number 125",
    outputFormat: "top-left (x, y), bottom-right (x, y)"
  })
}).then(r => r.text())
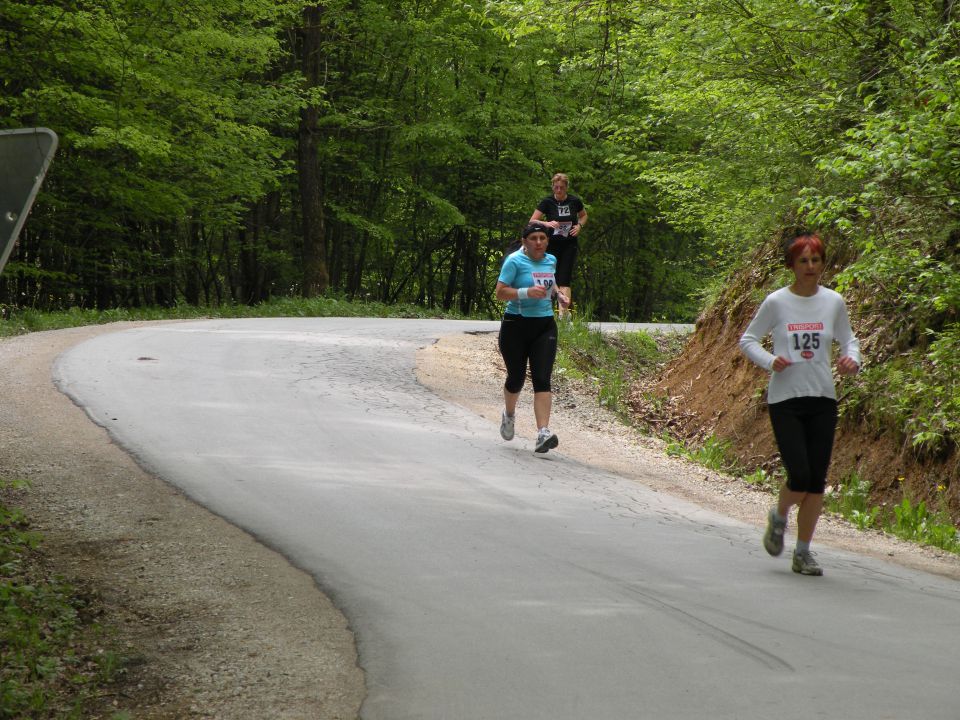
top-left (792, 333), bottom-right (820, 350)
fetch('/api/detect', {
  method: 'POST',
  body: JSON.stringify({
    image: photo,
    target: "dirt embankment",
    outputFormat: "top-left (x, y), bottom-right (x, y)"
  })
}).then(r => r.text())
top-left (634, 242), bottom-right (959, 523)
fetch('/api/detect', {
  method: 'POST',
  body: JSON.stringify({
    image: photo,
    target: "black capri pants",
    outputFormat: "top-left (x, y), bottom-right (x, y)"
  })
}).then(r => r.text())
top-left (547, 237), bottom-right (578, 287)
top-left (498, 313), bottom-right (558, 394)
top-left (768, 396), bottom-right (838, 494)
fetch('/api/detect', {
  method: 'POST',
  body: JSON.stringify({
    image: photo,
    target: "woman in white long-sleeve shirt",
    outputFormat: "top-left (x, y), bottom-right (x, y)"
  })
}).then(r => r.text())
top-left (739, 232), bottom-right (861, 576)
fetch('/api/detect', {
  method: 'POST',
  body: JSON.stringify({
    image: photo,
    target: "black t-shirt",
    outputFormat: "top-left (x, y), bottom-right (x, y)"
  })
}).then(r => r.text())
top-left (536, 194), bottom-right (584, 239)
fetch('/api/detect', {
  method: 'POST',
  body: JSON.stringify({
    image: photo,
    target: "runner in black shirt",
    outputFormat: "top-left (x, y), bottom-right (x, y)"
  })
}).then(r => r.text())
top-left (529, 173), bottom-right (587, 319)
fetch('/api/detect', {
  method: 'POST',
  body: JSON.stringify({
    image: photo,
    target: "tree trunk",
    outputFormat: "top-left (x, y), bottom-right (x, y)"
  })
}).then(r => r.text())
top-left (297, 4), bottom-right (329, 298)
top-left (444, 227), bottom-right (464, 311)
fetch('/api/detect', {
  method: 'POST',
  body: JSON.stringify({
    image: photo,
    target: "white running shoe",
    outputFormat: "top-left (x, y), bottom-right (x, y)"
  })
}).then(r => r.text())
top-left (534, 427), bottom-right (558, 453)
top-left (500, 411), bottom-right (515, 441)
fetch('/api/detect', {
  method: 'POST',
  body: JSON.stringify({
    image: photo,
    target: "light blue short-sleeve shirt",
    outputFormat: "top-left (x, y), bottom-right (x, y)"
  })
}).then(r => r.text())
top-left (499, 250), bottom-right (557, 317)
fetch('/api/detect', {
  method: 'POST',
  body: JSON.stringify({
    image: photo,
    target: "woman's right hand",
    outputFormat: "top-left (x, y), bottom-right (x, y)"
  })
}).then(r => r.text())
top-left (771, 356), bottom-right (792, 372)
top-left (526, 284), bottom-right (548, 299)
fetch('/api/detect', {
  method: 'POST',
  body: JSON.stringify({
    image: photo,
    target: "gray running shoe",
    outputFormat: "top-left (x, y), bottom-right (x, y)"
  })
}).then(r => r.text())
top-left (763, 509), bottom-right (786, 556)
top-left (500, 411), bottom-right (515, 441)
top-left (792, 550), bottom-right (823, 576)
top-left (534, 427), bottom-right (558, 454)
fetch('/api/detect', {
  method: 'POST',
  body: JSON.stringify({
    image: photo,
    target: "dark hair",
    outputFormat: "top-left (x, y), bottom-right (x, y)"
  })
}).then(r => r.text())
top-left (522, 223), bottom-right (550, 239)
top-left (784, 232), bottom-right (825, 266)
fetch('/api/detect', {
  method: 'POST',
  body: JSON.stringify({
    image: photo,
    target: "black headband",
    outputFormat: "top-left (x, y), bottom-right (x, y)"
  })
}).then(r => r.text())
top-left (522, 223), bottom-right (549, 239)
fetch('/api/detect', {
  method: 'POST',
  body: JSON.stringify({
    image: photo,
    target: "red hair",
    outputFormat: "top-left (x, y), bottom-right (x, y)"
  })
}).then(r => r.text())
top-left (785, 233), bottom-right (825, 266)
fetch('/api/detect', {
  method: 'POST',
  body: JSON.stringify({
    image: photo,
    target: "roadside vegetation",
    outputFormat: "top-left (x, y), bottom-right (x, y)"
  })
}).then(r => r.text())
top-left (0, 296), bottom-right (470, 339)
top-left (555, 314), bottom-right (688, 419)
top-left (664, 433), bottom-right (960, 555)
top-left (1, 481), bottom-right (128, 720)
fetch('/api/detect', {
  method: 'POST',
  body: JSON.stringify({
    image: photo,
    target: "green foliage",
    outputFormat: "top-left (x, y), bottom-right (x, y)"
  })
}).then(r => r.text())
top-left (743, 468), bottom-right (781, 492)
top-left (690, 436), bottom-right (738, 474)
top-left (801, 23), bottom-right (960, 235)
top-left (1, 0), bottom-right (304, 308)
top-left (0, 295), bottom-right (474, 338)
top-left (556, 315), bottom-right (666, 415)
top-left (1, 481), bottom-right (128, 718)
top-left (824, 473), bottom-right (958, 550)
top-left (743, 468), bottom-right (769, 487)
top-left (665, 435), bottom-right (738, 475)
top-left (826, 472), bottom-right (881, 530)
top-left (843, 324), bottom-right (960, 457)
top-left (891, 497), bottom-right (959, 552)
top-left (1, 0), bottom-right (709, 321)
top-left (664, 440), bottom-right (688, 459)
top-left (605, 0), bottom-right (868, 256)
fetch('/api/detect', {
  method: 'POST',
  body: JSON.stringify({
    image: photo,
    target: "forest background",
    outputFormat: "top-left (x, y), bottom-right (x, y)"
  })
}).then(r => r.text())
top-left (2, 1), bottom-right (959, 516)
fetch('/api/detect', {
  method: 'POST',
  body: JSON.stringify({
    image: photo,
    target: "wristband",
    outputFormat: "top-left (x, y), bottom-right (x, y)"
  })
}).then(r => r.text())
top-left (517, 287), bottom-right (528, 300)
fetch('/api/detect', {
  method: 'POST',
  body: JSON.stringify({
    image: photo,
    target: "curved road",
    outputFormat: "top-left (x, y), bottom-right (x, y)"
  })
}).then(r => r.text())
top-left (55, 318), bottom-right (960, 720)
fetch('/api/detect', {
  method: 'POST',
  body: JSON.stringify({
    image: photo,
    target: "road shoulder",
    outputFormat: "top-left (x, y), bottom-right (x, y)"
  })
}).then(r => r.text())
top-left (0, 322), bottom-right (364, 719)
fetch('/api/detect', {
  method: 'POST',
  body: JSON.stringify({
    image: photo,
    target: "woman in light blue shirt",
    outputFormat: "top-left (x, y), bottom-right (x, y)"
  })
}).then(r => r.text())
top-left (495, 224), bottom-right (570, 453)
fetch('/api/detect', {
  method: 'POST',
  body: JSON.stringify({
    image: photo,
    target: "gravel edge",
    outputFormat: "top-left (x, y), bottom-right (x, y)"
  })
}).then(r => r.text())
top-left (0, 322), bottom-right (364, 720)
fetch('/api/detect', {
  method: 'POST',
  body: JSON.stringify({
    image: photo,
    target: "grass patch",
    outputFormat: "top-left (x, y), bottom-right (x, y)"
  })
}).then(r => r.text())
top-left (665, 435), bottom-right (741, 475)
top-left (826, 472), bottom-right (959, 551)
top-left (826, 472), bottom-right (881, 530)
top-left (890, 496), bottom-right (959, 551)
top-left (1, 481), bottom-right (128, 719)
top-left (742, 467), bottom-right (781, 492)
top-left (556, 314), bottom-right (682, 416)
top-left (0, 295), bottom-right (474, 338)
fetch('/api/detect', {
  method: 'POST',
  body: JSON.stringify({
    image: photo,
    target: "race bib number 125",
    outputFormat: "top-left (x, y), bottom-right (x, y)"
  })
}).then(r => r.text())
top-left (786, 322), bottom-right (825, 362)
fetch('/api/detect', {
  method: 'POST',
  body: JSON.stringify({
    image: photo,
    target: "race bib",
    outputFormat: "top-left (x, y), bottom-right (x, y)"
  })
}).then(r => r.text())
top-left (532, 271), bottom-right (555, 292)
top-left (786, 322), bottom-right (825, 362)
top-left (555, 204), bottom-right (573, 236)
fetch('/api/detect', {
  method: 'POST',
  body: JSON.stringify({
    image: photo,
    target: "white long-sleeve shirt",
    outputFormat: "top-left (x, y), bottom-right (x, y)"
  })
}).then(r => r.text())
top-left (739, 286), bottom-right (861, 404)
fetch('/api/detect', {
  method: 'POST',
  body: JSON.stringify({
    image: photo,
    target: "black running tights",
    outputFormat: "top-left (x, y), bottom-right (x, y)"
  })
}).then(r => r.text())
top-left (498, 314), bottom-right (558, 394)
top-left (768, 396), bottom-right (838, 494)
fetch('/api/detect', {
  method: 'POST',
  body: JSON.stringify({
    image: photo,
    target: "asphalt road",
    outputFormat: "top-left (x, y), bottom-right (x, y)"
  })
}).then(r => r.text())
top-left (55, 318), bottom-right (960, 720)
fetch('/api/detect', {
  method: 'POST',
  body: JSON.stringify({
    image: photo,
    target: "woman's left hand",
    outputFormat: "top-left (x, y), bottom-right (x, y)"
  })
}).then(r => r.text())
top-left (837, 356), bottom-right (860, 376)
